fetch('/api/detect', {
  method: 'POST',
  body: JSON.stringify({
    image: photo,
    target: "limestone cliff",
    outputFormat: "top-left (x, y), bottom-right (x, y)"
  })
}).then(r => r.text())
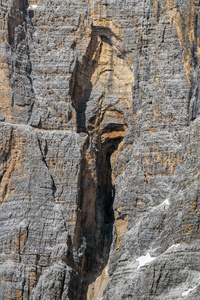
top-left (0, 0), bottom-right (200, 299)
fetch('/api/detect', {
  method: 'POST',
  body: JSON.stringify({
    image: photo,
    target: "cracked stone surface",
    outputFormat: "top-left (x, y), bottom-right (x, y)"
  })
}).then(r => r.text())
top-left (0, 0), bottom-right (200, 299)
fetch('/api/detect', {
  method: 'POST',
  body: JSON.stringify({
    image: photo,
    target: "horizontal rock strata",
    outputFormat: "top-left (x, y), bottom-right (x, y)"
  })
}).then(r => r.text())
top-left (0, 0), bottom-right (200, 299)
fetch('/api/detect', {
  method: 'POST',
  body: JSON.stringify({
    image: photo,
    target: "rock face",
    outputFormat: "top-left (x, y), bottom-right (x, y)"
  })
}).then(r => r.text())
top-left (0, 0), bottom-right (200, 299)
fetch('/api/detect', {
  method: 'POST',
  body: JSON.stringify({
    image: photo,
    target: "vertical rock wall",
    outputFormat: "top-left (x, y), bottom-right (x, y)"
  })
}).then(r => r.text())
top-left (0, 0), bottom-right (200, 299)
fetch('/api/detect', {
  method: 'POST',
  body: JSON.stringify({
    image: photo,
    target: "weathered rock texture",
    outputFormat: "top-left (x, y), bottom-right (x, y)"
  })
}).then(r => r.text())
top-left (0, 0), bottom-right (200, 299)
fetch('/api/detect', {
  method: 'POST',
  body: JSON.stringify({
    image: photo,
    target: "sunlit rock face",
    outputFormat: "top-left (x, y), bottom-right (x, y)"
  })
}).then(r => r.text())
top-left (0, 0), bottom-right (200, 299)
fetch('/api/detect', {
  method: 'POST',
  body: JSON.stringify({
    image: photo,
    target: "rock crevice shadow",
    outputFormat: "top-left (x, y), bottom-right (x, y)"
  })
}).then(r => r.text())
top-left (69, 25), bottom-right (130, 299)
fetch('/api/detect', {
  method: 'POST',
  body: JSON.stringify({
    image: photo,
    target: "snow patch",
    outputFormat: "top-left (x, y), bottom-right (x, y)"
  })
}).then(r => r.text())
top-left (136, 252), bottom-right (156, 269)
top-left (182, 285), bottom-right (198, 297)
top-left (163, 198), bottom-right (170, 205)
top-left (157, 198), bottom-right (170, 208)
top-left (28, 5), bottom-right (38, 9)
top-left (167, 244), bottom-right (180, 251)
top-left (152, 198), bottom-right (170, 212)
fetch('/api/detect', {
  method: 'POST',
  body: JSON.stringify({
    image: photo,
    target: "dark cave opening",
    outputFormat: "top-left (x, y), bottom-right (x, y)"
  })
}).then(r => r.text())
top-left (70, 134), bottom-right (122, 300)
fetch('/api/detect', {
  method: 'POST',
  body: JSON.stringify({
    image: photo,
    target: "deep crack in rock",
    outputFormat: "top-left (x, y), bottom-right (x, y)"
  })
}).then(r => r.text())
top-left (68, 25), bottom-right (131, 299)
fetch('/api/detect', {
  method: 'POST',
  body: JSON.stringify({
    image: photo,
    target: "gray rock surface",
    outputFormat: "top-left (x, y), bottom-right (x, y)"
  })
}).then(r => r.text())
top-left (0, 0), bottom-right (200, 299)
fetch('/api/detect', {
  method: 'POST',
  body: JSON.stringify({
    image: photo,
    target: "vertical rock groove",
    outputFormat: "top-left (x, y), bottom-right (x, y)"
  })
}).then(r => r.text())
top-left (69, 26), bottom-right (130, 298)
top-left (1, 1), bottom-right (199, 299)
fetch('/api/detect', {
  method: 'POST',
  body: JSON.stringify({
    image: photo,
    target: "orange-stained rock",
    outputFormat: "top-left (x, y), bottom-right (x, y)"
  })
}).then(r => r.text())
top-left (0, 0), bottom-right (200, 299)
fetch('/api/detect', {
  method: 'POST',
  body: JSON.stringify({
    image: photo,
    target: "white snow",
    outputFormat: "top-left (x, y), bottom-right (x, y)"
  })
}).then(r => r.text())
top-left (163, 198), bottom-right (170, 205)
top-left (167, 244), bottom-right (180, 251)
top-left (157, 198), bottom-right (170, 208)
top-left (28, 5), bottom-right (38, 9)
top-left (182, 285), bottom-right (198, 297)
top-left (136, 252), bottom-right (156, 269)
top-left (152, 198), bottom-right (170, 212)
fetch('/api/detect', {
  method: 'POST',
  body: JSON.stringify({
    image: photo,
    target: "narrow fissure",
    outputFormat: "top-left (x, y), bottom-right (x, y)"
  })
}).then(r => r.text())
top-left (36, 135), bottom-right (57, 201)
top-left (71, 134), bottom-right (121, 299)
